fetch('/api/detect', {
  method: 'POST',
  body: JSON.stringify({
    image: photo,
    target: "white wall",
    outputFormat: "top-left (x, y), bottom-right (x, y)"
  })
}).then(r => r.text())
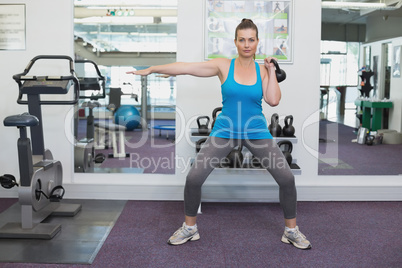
top-left (0, 0), bottom-right (75, 189)
top-left (0, 0), bottom-right (401, 201)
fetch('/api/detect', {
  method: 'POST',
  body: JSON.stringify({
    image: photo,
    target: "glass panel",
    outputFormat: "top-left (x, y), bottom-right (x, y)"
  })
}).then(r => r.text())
top-left (320, 41), bottom-right (359, 86)
top-left (74, 1), bottom-right (177, 175)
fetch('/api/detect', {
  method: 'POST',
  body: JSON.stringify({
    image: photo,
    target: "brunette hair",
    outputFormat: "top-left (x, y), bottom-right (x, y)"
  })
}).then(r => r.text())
top-left (235, 18), bottom-right (259, 40)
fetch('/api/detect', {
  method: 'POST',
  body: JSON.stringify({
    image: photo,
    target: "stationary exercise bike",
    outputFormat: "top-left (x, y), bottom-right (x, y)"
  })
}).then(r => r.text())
top-left (74, 59), bottom-right (106, 172)
top-left (0, 55), bottom-right (82, 239)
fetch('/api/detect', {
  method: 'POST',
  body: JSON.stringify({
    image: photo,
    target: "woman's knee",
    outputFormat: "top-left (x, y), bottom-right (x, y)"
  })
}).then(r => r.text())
top-left (275, 171), bottom-right (295, 189)
top-left (185, 173), bottom-right (204, 189)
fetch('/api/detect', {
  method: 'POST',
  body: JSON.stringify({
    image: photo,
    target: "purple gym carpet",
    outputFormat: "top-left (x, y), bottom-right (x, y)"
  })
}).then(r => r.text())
top-left (319, 119), bottom-right (402, 175)
top-left (0, 199), bottom-right (401, 267)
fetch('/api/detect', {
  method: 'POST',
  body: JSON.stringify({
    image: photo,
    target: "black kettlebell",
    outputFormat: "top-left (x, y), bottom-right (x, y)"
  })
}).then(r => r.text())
top-left (277, 140), bottom-right (293, 166)
top-left (197, 116), bottom-right (210, 135)
top-left (270, 59), bottom-right (286, 83)
top-left (223, 144), bottom-right (244, 168)
top-left (211, 107), bottom-right (222, 129)
top-left (366, 135), bottom-right (375, 146)
top-left (195, 138), bottom-right (208, 153)
top-left (268, 113), bottom-right (282, 137)
top-left (282, 115), bottom-right (295, 137)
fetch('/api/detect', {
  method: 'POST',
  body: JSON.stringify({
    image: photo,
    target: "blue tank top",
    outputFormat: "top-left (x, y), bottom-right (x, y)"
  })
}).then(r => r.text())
top-left (210, 58), bottom-right (273, 140)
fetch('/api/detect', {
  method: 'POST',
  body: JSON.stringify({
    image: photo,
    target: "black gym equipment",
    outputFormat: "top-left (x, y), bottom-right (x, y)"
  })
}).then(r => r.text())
top-left (197, 116), bottom-right (210, 135)
top-left (277, 140), bottom-right (293, 166)
top-left (211, 107), bottom-right (222, 129)
top-left (108, 86), bottom-right (139, 114)
top-left (195, 138), bottom-right (208, 153)
top-left (282, 115), bottom-right (295, 137)
top-left (74, 59), bottom-right (106, 172)
top-left (270, 59), bottom-right (286, 83)
top-left (359, 70), bottom-right (374, 97)
top-left (222, 144), bottom-right (244, 168)
top-left (0, 55), bottom-right (82, 239)
top-left (268, 113), bottom-right (282, 137)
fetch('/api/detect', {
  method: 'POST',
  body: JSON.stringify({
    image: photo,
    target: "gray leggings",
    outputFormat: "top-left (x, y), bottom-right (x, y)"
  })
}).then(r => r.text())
top-left (185, 136), bottom-right (297, 219)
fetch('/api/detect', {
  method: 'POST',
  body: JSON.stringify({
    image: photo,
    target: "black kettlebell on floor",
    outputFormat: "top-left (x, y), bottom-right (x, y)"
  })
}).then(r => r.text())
top-left (195, 138), bottom-right (208, 153)
top-left (223, 144), bottom-right (244, 168)
top-left (211, 107), bottom-right (222, 129)
top-left (282, 115), bottom-right (295, 137)
top-left (366, 135), bottom-right (375, 146)
top-left (277, 140), bottom-right (293, 166)
top-left (268, 113), bottom-right (282, 137)
top-left (270, 59), bottom-right (286, 83)
top-left (197, 116), bottom-right (210, 135)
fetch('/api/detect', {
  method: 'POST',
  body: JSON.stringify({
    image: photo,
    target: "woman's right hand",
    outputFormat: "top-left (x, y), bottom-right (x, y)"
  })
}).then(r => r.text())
top-left (126, 67), bottom-right (152, 76)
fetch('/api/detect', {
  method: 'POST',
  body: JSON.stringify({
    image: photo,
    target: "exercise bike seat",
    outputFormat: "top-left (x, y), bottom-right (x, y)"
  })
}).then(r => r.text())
top-left (3, 113), bottom-right (39, 127)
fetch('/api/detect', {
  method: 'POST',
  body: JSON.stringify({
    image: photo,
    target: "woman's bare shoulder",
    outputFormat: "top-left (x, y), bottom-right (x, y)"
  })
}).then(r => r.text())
top-left (210, 58), bottom-right (231, 83)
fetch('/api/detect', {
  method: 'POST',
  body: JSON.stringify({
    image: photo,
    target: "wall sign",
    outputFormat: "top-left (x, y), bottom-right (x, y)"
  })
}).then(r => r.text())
top-left (0, 4), bottom-right (26, 50)
top-left (204, 0), bottom-right (293, 63)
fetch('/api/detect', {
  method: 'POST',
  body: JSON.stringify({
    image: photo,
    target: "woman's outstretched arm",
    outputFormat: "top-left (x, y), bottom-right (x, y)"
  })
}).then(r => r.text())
top-left (126, 58), bottom-right (226, 78)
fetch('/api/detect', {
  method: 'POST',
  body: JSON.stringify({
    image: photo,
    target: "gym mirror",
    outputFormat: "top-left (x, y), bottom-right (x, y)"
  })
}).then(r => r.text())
top-left (319, 5), bottom-right (402, 176)
top-left (73, 0), bottom-right (177, 174)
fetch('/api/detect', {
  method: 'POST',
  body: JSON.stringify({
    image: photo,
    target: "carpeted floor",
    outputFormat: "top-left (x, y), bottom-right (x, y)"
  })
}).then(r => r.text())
top-left (319, 120), bottom-right (402, 175)
top-left (0, 199), bottom-right (401, 267)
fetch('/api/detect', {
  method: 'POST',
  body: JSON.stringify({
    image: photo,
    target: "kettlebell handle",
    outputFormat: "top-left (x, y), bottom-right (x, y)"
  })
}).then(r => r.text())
top-left (277, 140), bottom-right (293, 153)
top-left (271, 113), bottom-right (279, 124)
top-left (212, 107), bottom-right (222, 119)
top-left (195, 138), bottom-right (208, 153)
top-left (270, 59), bottom-right (286, 83)
top-left (196, 116), bottom-right (210, 128)
top-left (284, 115), bottom-right (293, 127)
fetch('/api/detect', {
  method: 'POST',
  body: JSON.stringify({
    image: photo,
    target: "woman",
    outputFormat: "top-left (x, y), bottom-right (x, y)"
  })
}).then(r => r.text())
top-left (127, 19), bottom-right (311, 250)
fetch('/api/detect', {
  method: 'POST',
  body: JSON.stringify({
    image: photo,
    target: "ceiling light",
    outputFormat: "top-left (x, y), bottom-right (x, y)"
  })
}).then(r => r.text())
top-left (321, 1), bottom-right (387, 9)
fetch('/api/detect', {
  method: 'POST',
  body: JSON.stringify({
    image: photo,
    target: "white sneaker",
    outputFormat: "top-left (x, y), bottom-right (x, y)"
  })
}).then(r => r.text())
top-left (281, 226), bottom-right (312, 250)
top-left (167, 223), bottom-right (200, 245)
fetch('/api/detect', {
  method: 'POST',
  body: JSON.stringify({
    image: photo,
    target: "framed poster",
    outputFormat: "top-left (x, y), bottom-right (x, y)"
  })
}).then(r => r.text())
top-left (0, 4), bottom-right (26, 50)
top-left (204, 0), bottom-right (293, 63)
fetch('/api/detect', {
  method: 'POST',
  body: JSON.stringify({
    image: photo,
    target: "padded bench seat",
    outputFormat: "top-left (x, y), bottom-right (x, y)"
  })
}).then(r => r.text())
top-left (94, 122), bottom-right (127, 158)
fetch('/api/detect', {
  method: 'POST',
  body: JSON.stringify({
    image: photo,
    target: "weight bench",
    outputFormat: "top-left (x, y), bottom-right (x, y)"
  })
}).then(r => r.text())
top-left (94, 121), bottom-right (127, 158)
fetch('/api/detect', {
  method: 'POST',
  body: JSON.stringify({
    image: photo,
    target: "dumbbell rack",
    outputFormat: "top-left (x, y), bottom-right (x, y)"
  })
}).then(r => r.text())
top-left (189, 128), bottom-right (301, 175)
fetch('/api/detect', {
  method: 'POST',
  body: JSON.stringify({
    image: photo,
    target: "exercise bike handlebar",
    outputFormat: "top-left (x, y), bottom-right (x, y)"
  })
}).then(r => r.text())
top-left (75, 59), bottom-right (105, 82)
top-left (13, 55), bottom-right (80, 105)
top-left (75, 59), bottom-right (106, 100)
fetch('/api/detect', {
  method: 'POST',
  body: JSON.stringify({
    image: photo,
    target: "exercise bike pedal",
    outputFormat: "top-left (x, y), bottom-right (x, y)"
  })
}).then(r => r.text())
top-left (0, 174), bottom-right (19, 189)
top-left (49, 185), bottom-right (65, 202)
top-left (94, 153), bottom-right (106, 164)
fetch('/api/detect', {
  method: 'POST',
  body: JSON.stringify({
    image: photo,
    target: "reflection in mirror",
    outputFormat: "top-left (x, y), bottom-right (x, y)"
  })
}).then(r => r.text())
top-left (364, 46), bottom-right (371, 69)
top-left (73, 0), bottom-right (177, 174)
top-left (319, 40), bottom-right (402, 175)
top-left (318, 40), bottom-right (364, 175)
